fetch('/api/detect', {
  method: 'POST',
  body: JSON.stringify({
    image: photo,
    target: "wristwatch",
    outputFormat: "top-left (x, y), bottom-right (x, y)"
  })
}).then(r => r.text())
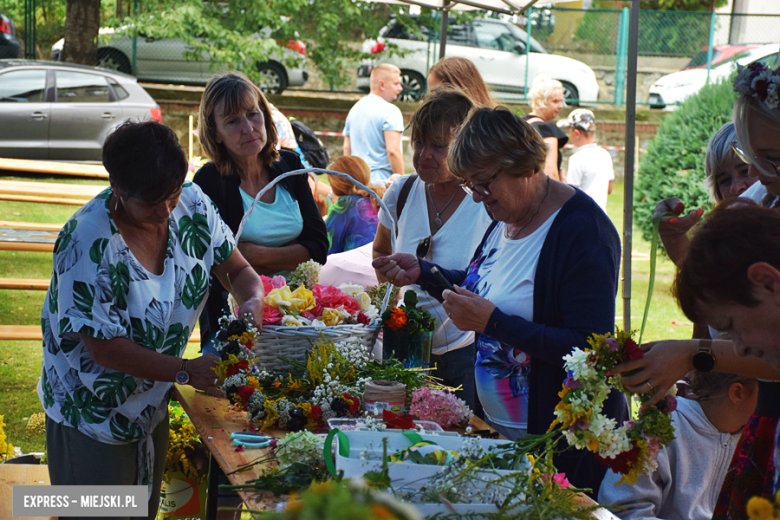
top-left (175, 359), bottom-right (190, 385)
top-left (692, 339), bottom-right (716, 372)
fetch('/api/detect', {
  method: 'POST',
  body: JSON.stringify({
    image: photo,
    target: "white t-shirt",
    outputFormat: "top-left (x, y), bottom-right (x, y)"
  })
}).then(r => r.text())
top-left (343, 94), bottom-right (404, 183)
top-left (566, 144), bottom-right (614, 212)
top-left (469, 211), bottom-right (560, 430)
top-left (378, 175), bottom-right (493, 355)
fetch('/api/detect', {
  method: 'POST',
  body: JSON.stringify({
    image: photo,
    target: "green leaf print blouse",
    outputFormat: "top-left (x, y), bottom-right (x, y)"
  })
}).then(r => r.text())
top-left (37, 182), bottom-right (235, 488)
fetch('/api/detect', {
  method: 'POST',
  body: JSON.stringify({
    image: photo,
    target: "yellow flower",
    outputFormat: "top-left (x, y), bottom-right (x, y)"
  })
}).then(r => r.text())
top-left (747, 497), bottom-right (775, 520)
top-left (247, 376), bottom-right (261, 390)
top-left (321, 307), bottom-right (344, 326)
top-left (265, 286), bottom-right (293, 310)
top-left (288, 286), bottom-right (315, 313)
top-left (353, 291), bottom-right (372, 312)
top-left (282, 315), bottom-right (304, 327)
top-left (586, 437), bottom-right (599, 452)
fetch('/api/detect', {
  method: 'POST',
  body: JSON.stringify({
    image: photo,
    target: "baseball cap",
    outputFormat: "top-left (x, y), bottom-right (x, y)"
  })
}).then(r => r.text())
top-left (557, 109), bottom-right (597, 132)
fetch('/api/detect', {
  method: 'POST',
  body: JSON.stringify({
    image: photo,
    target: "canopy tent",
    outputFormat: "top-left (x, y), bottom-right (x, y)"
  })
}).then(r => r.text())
top-left (367, 0), bottom-right (645, 331)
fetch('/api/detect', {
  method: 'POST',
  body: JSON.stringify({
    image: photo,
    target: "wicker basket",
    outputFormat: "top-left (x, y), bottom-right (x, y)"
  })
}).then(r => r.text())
top-left (239, 168), bottom-right (394, 373)
top-left (251, 323), bottom-right (380, 371)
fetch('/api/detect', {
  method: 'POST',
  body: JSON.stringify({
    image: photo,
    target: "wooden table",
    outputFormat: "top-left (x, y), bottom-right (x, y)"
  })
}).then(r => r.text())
top-left (0, 464), bottom-right (55, 520)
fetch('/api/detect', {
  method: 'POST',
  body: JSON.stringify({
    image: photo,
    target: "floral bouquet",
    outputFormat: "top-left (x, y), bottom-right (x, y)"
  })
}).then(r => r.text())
top-left (165, 402), bottom-right (209, 482)
top-left (382, 291), bottom-right (436, 369)
top-left (550, 329), bottom-right (676, 485)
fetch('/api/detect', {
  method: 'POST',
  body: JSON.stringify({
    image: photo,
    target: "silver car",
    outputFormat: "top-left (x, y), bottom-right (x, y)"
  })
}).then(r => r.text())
top-left (0, 59), bottom-right (161, 161)
top-left (51, 28), bottom-right (308, 94)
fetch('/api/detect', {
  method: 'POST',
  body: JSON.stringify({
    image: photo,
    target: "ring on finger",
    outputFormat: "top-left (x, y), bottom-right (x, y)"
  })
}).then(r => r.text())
top-left (645, 381), bottom-right (654, 392)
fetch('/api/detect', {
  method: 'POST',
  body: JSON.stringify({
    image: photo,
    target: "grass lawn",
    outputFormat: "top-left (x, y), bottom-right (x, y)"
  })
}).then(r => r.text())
top-left (0, 176), bottom-right (691, 454)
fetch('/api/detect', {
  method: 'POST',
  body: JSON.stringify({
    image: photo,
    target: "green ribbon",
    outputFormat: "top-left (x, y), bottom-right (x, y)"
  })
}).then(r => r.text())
top-left (323, 429), bottom-right (350, 479)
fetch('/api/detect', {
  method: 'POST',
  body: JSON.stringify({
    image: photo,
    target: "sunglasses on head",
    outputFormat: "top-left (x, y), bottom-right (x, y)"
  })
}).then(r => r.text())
top-left (732, 142), bottom-right (779, 178)
top-left (416, 236), bottom-right (432, 258)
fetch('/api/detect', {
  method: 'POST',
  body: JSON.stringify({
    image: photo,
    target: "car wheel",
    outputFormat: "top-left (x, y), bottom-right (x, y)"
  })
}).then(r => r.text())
top-left (560, 81), bottom-right (579, 106)
top-left (97, 48), bottom-right (132, 74)
top-left (398, 69), bottom-right (426, 102)
top-left (256, 61), bottom-right (288, 95)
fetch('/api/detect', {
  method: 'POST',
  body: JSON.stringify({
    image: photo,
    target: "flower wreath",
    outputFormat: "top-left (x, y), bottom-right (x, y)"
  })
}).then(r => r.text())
top-left (550, 329), bottom-right (676, 485)
top-left (733, 61), bottom-right (780, 110)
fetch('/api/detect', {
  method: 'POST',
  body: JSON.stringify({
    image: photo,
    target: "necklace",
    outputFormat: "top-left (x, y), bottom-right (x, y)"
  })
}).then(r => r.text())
top-left (426, 183), bottom-right (459, 229)
top-left (505, 177), bottom-right (551, 240)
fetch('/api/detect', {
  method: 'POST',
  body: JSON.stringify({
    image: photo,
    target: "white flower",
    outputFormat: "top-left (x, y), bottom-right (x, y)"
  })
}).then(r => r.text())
top-left (281, 315), bottom-right (304, 327)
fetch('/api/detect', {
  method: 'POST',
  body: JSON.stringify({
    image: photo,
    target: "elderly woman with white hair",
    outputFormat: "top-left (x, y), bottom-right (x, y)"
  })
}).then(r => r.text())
top-left (525, 74), bottom-right (568, 181)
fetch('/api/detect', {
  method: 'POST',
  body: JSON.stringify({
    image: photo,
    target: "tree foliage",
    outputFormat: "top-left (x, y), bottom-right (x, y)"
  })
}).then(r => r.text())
top-left (594, 0), bottom-right (728, 11)
top-left (633, 76), bottom-right (736, 244)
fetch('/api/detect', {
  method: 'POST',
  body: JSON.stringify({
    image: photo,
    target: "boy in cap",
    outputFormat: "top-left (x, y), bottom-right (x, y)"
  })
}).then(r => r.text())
top-left (558, 109), bottom-right (614, 212)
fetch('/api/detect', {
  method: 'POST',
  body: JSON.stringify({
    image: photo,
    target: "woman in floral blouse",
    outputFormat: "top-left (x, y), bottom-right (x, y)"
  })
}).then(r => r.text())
top-left (38, 121), bottom-right (264, 520)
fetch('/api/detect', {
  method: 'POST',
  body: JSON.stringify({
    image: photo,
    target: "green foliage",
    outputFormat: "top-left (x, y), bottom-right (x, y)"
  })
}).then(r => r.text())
top-left (633, 76), bottom-right (736, 244)
top-left (593, 0), bottom-right (728, 10)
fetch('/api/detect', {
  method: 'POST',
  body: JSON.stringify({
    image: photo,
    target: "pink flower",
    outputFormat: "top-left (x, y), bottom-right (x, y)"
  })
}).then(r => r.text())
top-left (605, 338), bottom-right (619, 352)
top-left (270, 275), bottom-right (286, 289)
top-left (410, 386), bottom-right (472, 428)
top-left (260, 276), bottom-right (273, 296)
top-left (357, 313), bottom-right (370, 325)
top-left (553, 473), bottom-right (571, 489)
top-left (576, 417), bottom-right (590, 430)
top-left (301, 311), bottom-right (317, 321)
top-left (565, 377), bottom-right (581, 390)
top-left (262, 306), bottom-right (284, 325)
top-left (312, 284), bottom-right (361, 314)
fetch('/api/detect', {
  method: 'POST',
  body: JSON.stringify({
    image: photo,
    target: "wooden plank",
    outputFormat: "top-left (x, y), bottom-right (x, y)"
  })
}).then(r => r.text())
top-left (0, 194), bottom-right (86, 206)
top-left (0, 464), bottom-right (55, 520)
top-left (0, 325), bottom-right (201, 343)
top-left (0, 221), bottom-right (63, 232)
top-left (0, 278), bottom-right (49, 290)
top-left (0, 158), bottom-right (108, 179)
top-left (0, 180), bottom-right (105, 198)
top-left (0, 242), bottom-right (54, 252)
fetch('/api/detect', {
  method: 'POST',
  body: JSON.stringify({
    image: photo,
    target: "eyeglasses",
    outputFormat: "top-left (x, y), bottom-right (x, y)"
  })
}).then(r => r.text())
top-left (732, 142), bottom-right (780, 178)
top-left (416, 236), bottom-right (432, 258)
top-left (461, 171), bottom-right (500, 197)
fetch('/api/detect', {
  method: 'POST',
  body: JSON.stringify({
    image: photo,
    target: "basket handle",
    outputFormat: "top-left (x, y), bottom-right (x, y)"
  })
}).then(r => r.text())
top-left (236, 167), bottom-right (396, 315)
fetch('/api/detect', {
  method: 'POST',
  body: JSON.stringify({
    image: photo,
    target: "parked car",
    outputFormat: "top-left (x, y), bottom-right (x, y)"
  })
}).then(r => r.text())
top-left (0, 14), bottom-right (22, 59)
top-left (51, 28), bottom-right (308, 94)
top-left (0, 59), bottom-right (162, 161)
top-left (682, 44), bottom-right (757, 71)
top-left (357, 17), bottom-right (599, 104)
top-left (648, 44), bottom-right (779, 109)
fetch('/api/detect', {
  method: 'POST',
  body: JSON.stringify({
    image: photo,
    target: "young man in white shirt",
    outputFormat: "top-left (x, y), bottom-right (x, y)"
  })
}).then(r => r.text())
top-left (343, 63), bottom-right (405, 183)
top-left (558, 109), bottom-right (614, 212)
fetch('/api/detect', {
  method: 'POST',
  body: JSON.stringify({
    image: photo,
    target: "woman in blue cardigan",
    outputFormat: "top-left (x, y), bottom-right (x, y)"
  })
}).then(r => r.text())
top-left (374, 106), bottom-right (627, 495)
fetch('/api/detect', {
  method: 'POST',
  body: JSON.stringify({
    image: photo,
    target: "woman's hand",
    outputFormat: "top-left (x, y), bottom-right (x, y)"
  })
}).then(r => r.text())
top-left (237, 296), bottom-right (264, 332)
top-left (188, 354), bottom-right (226, 398)
top-left (442, 285), bottom-right (496, 333)
top-left (611, 339), bottom-right (697, 407)
top-left (372, 254), bottom-right (421, 286)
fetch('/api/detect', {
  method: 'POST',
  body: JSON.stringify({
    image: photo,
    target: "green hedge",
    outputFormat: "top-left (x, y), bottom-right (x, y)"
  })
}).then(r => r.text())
top-left (634, 77), bottom-right (737, 244)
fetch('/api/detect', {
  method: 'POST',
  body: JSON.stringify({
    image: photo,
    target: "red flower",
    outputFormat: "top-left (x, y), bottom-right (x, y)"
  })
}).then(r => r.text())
top-left (357, 313), bottom-right (370, 325)
top-left (311, 302), bottom-right (324, 317)
top-left (595, 442), bottom-right (641, 475)
top-left (312, 285), bottom-right (361, 313)
top-left (383, 409), bottom-right (416, 429)
top-left (301, 311), bottom-right (317, 321)
top-left (260, 275), bottom-right (274, 296)
top-left (263, 305), bottom-right (284, 325)
top-left (341, 393), bottom-right (361, 415)
top-left (309, 404), bottom-right (323, 427)
top-left (623, 338), bottom-right (644, 362)
top-left (226, 359), bottom-right (249, 377)
top-left (237, 385), bottom-right (255, 405)
top-left (386, 308), bottom-right (407, 331)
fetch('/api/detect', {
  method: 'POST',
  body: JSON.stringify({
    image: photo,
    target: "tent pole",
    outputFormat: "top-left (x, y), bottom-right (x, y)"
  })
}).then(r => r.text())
top-left (439, 2), bottom-right (449, 60)
top-left (622, 0), bottom-right (639, 334)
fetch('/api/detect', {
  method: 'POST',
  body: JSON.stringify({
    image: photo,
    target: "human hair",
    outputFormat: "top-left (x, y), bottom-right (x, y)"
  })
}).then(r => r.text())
top-left (674, 200), bottom-right (780, 322)
top-left (703, 122), bottom-right (739, 202)
top-left (408, 87), bottom-right (475, 147)
top-left (102, 121), bottom-right (187, 203)
top-left (370, 63), bottom-right (401, 91)
top-left (692, 371), bottom-right (757, 402)
top-left (198, 71), bottom-right (279, 177)
top-left (528, 74), bottom-right (563, 111)
top-left (448, 106), bottom-right (547, 179)
top-left (328, 156), bottom-right (386, 212)
top-left (428, 57), bottom-right (495, 108)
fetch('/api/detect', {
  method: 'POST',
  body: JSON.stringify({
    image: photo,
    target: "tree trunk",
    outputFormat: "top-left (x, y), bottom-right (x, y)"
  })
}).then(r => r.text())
top-left (61, 0), bottom-right (100, 65)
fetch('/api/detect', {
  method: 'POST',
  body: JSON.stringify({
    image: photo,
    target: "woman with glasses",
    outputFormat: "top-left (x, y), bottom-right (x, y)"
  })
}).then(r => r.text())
top-left (372, 88), bottom-right (492, 409)
top-left (374, 106), bottom-right (626, 495)
top-left (609, 63), bottom-right (780, 520)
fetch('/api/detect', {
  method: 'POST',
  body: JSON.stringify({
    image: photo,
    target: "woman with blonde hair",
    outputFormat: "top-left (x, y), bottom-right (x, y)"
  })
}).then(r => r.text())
top-left (427, 57), bottom-right (495, 107)
top-left (193, 71), bottom-right (328, 354)
top-left (326, 155), bottom-right (386, 254)
top-left (525, 74), bottom-right (567, 181)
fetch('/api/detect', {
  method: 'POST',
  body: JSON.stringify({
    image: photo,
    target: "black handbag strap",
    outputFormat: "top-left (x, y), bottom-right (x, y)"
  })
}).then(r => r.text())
top-left (394, 174), bottom-right (418, 237)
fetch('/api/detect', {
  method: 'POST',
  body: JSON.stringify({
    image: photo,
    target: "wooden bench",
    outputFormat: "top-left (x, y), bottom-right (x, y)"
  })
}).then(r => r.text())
top-left (0, 221), bottom-right (63, 232)
top-left (0, 242), bottom-right (54, 252)
top-left (0, 325), bottom-right (202, 343)
top-left (0, 464), bottom-right (55, 520)
top-left (0, 278), bottom-right (49, 290)
top-left (0, 179), bottom-right (105, 206)
top-left (0, 157), bottom-right (108, 179)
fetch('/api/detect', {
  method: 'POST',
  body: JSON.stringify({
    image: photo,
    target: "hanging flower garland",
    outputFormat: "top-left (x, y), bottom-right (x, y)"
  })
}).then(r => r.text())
top-left (550, 329), bottom-right (676, 485)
